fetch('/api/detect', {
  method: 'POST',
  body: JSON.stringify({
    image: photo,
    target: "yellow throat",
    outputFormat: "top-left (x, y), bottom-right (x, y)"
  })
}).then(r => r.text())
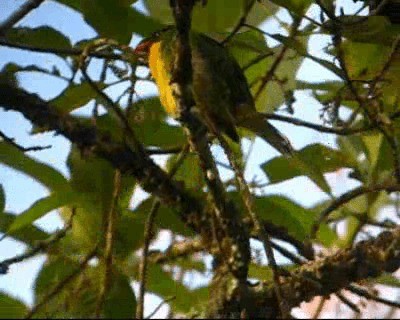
top-left (148, 41), bottom-right (178, 117)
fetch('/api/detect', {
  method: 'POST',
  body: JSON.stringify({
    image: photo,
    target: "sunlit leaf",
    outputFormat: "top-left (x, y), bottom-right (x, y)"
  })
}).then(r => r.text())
top-left (0, 142), bottom-right (68, 191)
top-left (262, 143), bottom-right (355, 193)
top-left (7, 190), bottom-right (77, 235)
top-left (0, 211), bottom-right (49, 245)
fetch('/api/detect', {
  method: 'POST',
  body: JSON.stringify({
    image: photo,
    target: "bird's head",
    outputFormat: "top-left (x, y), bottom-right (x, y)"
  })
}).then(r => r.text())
top-left (133, 26), bottom-right (175, 63)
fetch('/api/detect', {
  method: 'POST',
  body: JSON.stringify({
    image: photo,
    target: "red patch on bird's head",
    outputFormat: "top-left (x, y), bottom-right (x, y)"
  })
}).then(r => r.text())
top-left (133, 39), bottom-right (155, 56)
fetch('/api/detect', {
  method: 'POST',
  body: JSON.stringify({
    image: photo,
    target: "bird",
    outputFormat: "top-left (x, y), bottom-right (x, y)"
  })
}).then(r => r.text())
top-left (134, 27), bottom-right (294, 155)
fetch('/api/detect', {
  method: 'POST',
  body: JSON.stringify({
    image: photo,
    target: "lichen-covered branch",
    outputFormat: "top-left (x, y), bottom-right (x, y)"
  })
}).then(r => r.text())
top-left (0, 82), bottom-right (211, 239)
top-left (246, 228), bottom-right (400, 318)
top-left (169, 0), bottom-right (250, 281)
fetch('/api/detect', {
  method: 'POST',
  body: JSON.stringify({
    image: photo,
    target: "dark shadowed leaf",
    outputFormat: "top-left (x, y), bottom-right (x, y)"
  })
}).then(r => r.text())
top-left (0, 292), bottom-right (28, 319)
top-left (5, 27), bottom-right (71, 51)
top-left (51, 82), bottom-right (105, 114)
top-left (103, 272), bottom-right (136, 318)
top-left (57, 0), bottom-right (160, 37)
top-left (144, 0), bottom-right (243, 33)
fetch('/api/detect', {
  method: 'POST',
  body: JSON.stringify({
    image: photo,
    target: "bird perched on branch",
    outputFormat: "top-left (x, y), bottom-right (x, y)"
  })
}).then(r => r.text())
top-left (134, 27), bottom-right (293, 155)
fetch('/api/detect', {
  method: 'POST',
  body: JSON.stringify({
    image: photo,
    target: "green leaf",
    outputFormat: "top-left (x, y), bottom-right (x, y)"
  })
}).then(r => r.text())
top-left (7, 190), bottom-right (77, 235)
top-left (5, 27), bottom-right (71, 51)
top-left (51, 82), bottom-right (106, 114)
top-left (372, 138), bottom-right (393, 183)
top-left (323, 15), bottom-right (400, 46)
top-left (166, 154), bottom-right (205, 191)
top-left (234, 194), bottom-right (337, 246)
top-left (64, 149), bottom-right (119, 246)
top-left (35, 257), bottom-right (135, 318)
top-left (80, 0), bottom-right (133, 43)
top-left (57, 0), bottom-right (160, 37)
top-left (253, 195), bottom-right (336, 244)
top-left (375, 274), bottom-right (400, 288)
top-left (0, 292), bottom-right (28, 319)
top-left (127, 98), bottom-right (186, 148)
top-left (103, 272), bottom-right (136, 318)
top-left (0, 62), bottom-right (65, 80)
top-left (262, 143), bottom-right (354, 193)
top-left (227, 30), bottom-right (272, 67)
top-left (131, 197), bottom-right (193, 237)
top-left (144, 0), bottom-right (244, 33)
top-left (296, 80), bottom-right (343, 91)
top-left (337, 134), bottom-right (387, 184)
top-left (34, 257), bottom-right (78, 298)
top-left (268, 33), bottom-right (344, 78)
top-left (248, 263), bottom-right (296, 280)
top-left (0, 142), bottom-right (68, 191)
top-left (268, 0), bottom-right (312, 14)
top-left (248, 263), bottom-right (273, 280)
top-left (146, 264), bottom-right (207, 314)
top-left (245, 0), bottom-right (279, 27)
top-left (245, 41), bottom-right (305, 112)
top-left (340, 40), bottom-right (400, 107)
top-left (63, 148), bottom-right (137, 255)
top-left (0, 211), bottom-right (49, 245)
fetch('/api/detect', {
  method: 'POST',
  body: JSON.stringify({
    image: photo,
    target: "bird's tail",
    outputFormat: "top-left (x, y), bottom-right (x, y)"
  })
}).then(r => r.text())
top-left (239, 113), bottom-right (294, 155)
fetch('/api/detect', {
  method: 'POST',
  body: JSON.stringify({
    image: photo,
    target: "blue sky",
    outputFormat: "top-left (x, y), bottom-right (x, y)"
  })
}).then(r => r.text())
top-left (0, 0), bottom-right (365, 317)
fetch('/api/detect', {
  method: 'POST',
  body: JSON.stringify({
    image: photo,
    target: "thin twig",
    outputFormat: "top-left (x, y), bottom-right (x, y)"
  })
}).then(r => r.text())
top-left (136, 144), bottom-right (190, 319)
top-left (95, 170), bottom-right (121, 318)
top-left (270, 240), bottom-right (306, 265)
top-left (170, 0), bottom-right (251, 280)
top-left (0, 0), bottom-right (45, 36)
top-left (136, 200), bottom-right (159, 319)
top-left (0, 208), bottom-right (76, 274)
top-left (336, 292), bottom-right (361, 314)
top-left (79, 53), bottom-right (145, 157)
top-left (312, 180), bottom-right (400, 238)
top-left (216, 133), bottom-right (288, 318)
top-left (148, 238), bottom-right (204, 264)
top-left (253, 18), bottom-right (301, 101)
top-left (220, 0), bottom-right (256, 45)
top-left (0, 39), bottom-right (124, 60)
top-left (314, 0), bottom-right (337, 21)
top-left (145, 296), bottom-right (176, 319)
top-left (312, 296), bottom-right (327, 319)
top-left (0, 130), bottom-right (51, 152)
top-left (25, 246), bottom-right (98, 319)
top-left (263, 113), bottom-right (377, 135)
top-left (347, 285), bottom-right (400, 309)
top-left (145, 146), bottom-right (183, 155)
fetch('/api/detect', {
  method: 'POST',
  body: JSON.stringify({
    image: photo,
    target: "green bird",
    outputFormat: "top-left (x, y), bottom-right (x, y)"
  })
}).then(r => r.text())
top-left (134, 27), bottom-right (293, 155)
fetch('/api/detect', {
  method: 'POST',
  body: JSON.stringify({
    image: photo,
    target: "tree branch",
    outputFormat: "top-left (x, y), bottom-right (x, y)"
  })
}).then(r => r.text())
top-left (0, 0), bottom-right (45, 36)
top-left (0, 82), bottom-right (212, 239)
top-left (169, 0), bottom-right (250, 281)
top-left (247, 227), bottom-right (400, 318)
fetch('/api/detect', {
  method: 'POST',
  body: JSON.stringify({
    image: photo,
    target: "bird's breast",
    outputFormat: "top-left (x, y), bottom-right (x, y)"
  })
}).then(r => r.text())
top-left (148, 42), bottom-right (178, 117)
